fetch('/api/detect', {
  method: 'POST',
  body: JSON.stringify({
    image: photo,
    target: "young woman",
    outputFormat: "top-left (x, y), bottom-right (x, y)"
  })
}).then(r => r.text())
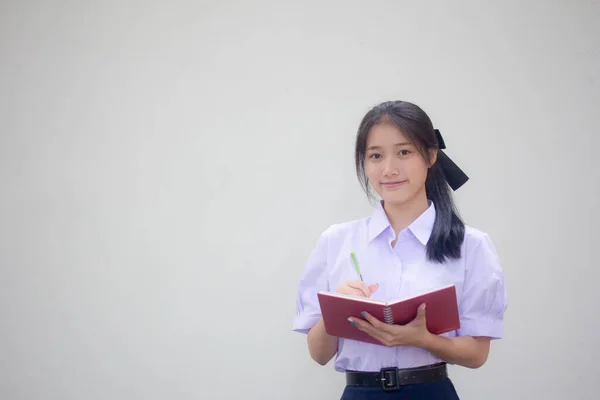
top-left (292, 101), bottom-right (507, 399)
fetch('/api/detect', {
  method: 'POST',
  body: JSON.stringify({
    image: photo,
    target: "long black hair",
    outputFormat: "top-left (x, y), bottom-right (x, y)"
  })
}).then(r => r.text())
top-left (354, 100), bottom-right (465, 263)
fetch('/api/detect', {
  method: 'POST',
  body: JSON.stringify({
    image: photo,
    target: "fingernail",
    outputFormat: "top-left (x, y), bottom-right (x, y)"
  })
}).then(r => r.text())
top-left (348, 317), bottom-right (356, 327)
top-left (361, 311), bottom-right (366, 317)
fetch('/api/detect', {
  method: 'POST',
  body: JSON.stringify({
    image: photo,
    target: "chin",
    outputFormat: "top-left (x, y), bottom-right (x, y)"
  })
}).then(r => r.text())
top-left (380, 194), bottom-right (412, 206)
top-left (379, 187), bottom-right (422, 206)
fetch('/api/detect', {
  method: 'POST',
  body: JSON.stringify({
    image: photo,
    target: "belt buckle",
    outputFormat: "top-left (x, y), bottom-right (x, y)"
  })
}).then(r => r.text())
top-left (380, 367), bottom-right (399, 391)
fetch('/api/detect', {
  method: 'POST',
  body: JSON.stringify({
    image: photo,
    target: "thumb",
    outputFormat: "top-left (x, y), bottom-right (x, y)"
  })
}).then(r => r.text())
top-left (368, 283), bottom-right (379, 294)
top-left (416, 303), bottom-right (427, 319)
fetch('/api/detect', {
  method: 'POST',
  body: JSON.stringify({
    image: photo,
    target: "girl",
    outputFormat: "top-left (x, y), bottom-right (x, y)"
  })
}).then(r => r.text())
top-left (292, 101), bottom-right (507, 399)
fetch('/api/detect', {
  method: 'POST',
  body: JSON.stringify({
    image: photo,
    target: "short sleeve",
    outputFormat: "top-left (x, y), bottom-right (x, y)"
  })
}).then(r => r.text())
top-left (457, 232), bottom-right (507, 339)
top-left (292, 228), bottom-right (331, 334)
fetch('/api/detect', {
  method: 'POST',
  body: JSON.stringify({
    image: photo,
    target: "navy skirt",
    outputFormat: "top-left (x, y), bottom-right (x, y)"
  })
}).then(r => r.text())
top-left (340, 378), bottom-right (460, 400)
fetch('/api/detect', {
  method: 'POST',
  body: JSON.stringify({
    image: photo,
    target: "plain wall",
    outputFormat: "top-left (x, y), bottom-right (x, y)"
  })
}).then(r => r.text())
top-left (1, 1), bottom-right (598, 399)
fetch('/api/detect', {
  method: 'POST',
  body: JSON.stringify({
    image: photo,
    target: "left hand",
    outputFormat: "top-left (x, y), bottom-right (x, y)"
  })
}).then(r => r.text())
top-left (349, 303), bottom-right (431, 348)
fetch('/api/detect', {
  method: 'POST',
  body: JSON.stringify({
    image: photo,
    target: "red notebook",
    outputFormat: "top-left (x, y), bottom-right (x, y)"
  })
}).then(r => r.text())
top-left (317, 285), bottom-right (460, 346)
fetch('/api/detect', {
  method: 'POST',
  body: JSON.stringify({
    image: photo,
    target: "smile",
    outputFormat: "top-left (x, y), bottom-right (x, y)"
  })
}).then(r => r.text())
top-left (381, 180), bottom-right (407, 189)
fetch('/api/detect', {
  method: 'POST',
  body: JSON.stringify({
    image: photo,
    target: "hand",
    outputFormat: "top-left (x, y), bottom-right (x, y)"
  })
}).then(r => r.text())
top-left (349, 303), bottom-right (431, 348)
top-left (336, 280), bottom-right (379, 298)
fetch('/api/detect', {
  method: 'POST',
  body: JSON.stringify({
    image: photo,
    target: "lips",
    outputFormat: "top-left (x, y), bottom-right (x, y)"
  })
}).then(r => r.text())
top-left (381, 180), bottom-right (407, 189)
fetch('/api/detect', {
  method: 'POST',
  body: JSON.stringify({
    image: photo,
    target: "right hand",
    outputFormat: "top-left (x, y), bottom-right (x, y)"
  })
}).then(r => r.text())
top-left (336, 280), bottom-right (379, 298)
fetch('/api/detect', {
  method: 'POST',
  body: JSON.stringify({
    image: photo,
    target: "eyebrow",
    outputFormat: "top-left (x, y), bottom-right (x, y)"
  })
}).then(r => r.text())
top-left (366, 142), bottom-right (412, 150)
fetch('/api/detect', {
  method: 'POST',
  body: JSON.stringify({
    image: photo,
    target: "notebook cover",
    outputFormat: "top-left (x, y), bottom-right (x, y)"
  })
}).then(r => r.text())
top-left (317, 292), bottom-right (388, 345)
top-left (317, 285), bottom-right (460, 346)
top-left (388, 285), bottom-right (460, 335)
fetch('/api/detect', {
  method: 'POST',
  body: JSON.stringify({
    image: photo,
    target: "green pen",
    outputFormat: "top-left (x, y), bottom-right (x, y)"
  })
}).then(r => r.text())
top-left (350, 252), bottom-right (363, 282)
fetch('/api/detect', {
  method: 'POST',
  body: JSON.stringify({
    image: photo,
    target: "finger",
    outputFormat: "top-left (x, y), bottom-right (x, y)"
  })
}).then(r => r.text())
top-left (349, 316), bottom-right (377, 334)
top-left (360, 311), bottom-right (388, 331)
top-left (350, 281), bottom-right (371, 297)
top-left (415, 303), bottom-right (426, 320)
top-left (349, 317), bottom-right (388, 344)
top-left (368, 283), bottom-right (379, 294)
top-left (347, 281), bottom-right (371, 297)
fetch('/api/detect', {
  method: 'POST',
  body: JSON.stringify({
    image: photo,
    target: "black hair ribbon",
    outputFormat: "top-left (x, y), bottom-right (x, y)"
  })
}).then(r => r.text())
top-left (434, 129), bottom-right (469, 191)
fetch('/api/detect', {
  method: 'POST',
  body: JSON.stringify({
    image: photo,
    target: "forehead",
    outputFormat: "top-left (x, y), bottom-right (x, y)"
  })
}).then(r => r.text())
top-left (367, 123), bottom-right (410, 145)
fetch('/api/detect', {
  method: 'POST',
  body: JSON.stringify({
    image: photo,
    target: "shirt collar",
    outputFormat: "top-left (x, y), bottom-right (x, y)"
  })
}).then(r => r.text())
top-left (367, 200), bottom-right (436, 245)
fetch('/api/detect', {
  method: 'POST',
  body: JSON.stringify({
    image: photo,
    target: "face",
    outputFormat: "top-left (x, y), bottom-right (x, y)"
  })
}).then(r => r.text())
top-left (364, 123), bottom-right (435, 206)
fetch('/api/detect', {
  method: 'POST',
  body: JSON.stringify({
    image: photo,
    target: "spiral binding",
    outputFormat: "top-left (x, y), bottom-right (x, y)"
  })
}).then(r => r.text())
top-left (383, 306), bottom-right (394, 324)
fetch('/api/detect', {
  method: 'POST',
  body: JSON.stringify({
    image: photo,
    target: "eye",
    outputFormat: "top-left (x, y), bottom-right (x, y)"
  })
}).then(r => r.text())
top-left (399, 149), bottom-right (411, 156)
top-left (368, 153), bottom-right (382, 160)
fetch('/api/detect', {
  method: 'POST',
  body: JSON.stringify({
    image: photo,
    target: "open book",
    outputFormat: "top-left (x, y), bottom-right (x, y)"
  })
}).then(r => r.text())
top-left (317, 284), bottom-right (460, 345)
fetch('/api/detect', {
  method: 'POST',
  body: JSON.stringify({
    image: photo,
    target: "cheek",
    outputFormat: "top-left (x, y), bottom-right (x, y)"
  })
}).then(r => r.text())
top-left (365, 164), bottom-right (380, 181)
top-left (407, 162), bottom-right (429, 183)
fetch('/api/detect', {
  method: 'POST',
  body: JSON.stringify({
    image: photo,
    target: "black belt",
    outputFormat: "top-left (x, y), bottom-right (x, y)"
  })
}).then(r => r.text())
top-left (345, 362), bottom-right (448, 391)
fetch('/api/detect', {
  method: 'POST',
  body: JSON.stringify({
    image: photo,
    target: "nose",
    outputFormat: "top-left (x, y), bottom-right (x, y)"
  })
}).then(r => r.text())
top-left (382, 157), bottom-right (399, 177)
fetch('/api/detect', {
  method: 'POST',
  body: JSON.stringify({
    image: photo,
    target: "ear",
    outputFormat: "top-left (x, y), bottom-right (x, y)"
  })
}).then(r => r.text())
top-left (428, 148), bottom-right (438, 167)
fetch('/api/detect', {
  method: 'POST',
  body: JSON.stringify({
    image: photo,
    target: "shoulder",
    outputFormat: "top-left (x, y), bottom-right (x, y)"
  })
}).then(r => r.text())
top-left (323, 217), bottom-right (368, 236)
top-left (318, 216), bottom-right (370, 243)
top-left (463, 225), bottom-right (497, 249)
top-left (462, 225), bottom-right (502, 272)
top-left (307, 216), bottom-right (371, 260)
top-left (298, 216), bottom-right (369, 279)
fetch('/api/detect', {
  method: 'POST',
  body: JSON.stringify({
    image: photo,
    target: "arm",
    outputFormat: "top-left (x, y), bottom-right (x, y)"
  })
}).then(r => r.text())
top-left (293, 227), bottom-right (381, 366)
top-left (352, 305), bottom-right (491, 369)
top-left (307, 281), bottom-right (377, 365)
top-left (307, 317), bottom-right (338, 365)
top-left (419, 334), bottom-right (490, 369)
top-left (292, 228), bottom-right (335, 365)
top-left (440, 232), bottom-right (506, 367)
top-left (419, 231), bottom-right (505, 368)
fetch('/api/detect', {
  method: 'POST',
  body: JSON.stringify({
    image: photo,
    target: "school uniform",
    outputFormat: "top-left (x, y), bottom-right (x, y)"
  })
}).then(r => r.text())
top-left (292, 200), bottom-right (507, 399)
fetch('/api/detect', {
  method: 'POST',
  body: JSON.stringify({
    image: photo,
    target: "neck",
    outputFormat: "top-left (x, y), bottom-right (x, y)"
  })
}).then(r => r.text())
top-left (383, 192), bottom-right (429, 235)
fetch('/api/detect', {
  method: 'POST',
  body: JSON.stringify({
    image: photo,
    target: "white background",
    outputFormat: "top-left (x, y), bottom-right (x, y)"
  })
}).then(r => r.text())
top-left (1, 1), bottom-right (598, 399)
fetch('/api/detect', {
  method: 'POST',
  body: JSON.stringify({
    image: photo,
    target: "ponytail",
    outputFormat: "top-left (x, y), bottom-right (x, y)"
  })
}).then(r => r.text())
top-left (425, 161), bottom-right (465, 263)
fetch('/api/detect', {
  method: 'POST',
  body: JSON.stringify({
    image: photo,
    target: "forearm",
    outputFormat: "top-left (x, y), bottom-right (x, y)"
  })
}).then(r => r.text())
top-left (307, 317), bottom-right (338, 365)
top-left (418, 333), bottom-right (490, 369)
